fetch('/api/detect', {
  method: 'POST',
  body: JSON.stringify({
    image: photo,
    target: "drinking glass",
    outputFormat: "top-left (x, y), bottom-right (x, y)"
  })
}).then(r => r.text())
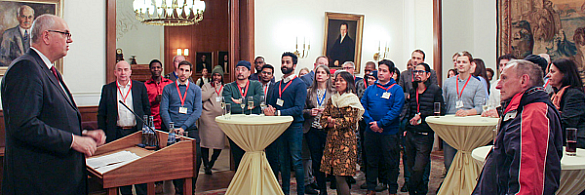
top-left (247, 96), bottom-right (254, 115)
top-left (433, 102), bottom-right (441, 117)
top-left (566, 128), bottom-right (577, 156)
top-left (225, 103), bottom-right (232, 119)
top-left (259, 96), bottom-right (267, 116)
top-left (220, 97), bottom-right (226, 116)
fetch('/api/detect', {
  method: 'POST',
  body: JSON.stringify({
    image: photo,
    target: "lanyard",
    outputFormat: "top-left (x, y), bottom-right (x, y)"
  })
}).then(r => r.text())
top-left (415, 87), bottom-right (427, 113)
top-left (456, 75), bottom-right (471, 99)
top-left (544, 79), bottom-right (550, 88)
top-left (279, 76), bottom-right (297, 98)
top-left (215, 85), bottom-right (223, 96)
top-left (237, 80), bottom-right (250, 98)
top-left (316, 90), bottom-right (327, 107)
top-left (176, 82), bottom-right (190, 106)
top-left (117, 81), bottom-right (132, 103)
top-left (263, 84), bottom-right (269, 95)
top-left (376, 83), bottom-right (396, 92)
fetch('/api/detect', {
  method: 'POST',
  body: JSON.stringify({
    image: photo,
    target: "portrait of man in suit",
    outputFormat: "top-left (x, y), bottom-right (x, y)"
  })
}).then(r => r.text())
top-left (327, 22), bottom-right (355, 67)
top-left (196, 52), bottom-right (212, 73)
top-left (0, 5), bottom-right (34, 67)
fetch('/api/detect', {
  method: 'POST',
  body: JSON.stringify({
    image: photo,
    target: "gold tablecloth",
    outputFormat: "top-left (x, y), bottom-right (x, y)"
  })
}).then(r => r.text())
top-left (215, 114), bottom-right (293, 195)
top-left (473, 146), bottom-right (585, 195)
top-left (426, 115), bottom-right (498, 195)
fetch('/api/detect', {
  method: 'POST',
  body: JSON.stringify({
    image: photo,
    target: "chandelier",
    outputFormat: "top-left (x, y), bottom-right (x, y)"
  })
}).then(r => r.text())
top-left (133, 0), bottom-right (206, 26)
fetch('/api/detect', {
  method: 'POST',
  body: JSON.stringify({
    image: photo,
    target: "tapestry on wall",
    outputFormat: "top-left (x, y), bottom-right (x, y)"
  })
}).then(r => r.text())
top-left (498, 0), bottom-right (585, 84)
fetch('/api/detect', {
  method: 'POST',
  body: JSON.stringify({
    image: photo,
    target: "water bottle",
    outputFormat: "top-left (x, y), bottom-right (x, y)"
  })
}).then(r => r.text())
top-left (167, 122), bottom-right (176, 146)
top-left (142, 115), bottom-right (149, 145)
top-left (148, 116), bottom-right (156, 146)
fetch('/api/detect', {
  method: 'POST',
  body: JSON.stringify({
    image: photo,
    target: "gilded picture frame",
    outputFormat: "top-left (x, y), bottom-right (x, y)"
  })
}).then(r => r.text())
top-left (323, 12), bottom-right (364, 73)
top-left (0, 0), bottom-right (63, 76)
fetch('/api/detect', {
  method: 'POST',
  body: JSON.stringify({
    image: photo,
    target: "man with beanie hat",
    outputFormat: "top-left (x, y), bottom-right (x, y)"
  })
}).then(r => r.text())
top-left (222, 60), bottom-right (264, 169)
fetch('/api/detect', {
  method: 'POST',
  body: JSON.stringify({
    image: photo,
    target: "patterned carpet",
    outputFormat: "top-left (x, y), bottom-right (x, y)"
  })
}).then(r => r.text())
top-left (196, 151), bottom-right (446, 195)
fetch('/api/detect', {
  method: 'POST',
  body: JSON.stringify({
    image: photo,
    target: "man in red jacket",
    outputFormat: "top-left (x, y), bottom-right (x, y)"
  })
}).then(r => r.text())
top-left (473, 59), bottom-right (563, 195)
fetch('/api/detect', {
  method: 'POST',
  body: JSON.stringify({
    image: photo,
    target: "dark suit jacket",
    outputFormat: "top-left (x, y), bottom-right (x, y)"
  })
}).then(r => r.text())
top-left (97, 80), bottom-right (150, 143)
top-left (1, 49), bottom-right (85, 194)
top-left (328, 35), bottom-right (355, 67)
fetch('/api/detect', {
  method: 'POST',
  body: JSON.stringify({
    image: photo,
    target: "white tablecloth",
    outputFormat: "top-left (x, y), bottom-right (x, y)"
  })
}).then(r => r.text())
top-left (426, 115), bottom-right (499, 195)
top-left (215, 114), bottom-right (293, 195)
top-left (473, 146), bottom-right (585, 195)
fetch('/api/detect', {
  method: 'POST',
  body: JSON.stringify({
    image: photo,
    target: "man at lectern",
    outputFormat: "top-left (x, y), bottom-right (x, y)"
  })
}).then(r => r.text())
top-left (160, 60), bottom-right (203, 194)
top-left (1, 14), bottom-right (106, 195)
top-left (97, 60), bottom-right (151, 194)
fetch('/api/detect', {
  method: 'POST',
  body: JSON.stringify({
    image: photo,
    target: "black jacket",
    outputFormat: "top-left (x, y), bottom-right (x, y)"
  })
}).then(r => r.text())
top-left (97, 80), bottom-right (151, 143)
top-left (557, 87), bottom-right (585, 142)
top-left (1, 49), bottom-right (86, 194)
top-left (405, 83), bottom-right (445, 133)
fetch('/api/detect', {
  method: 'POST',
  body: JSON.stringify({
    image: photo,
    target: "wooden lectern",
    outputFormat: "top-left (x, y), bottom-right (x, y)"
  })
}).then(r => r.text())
top-left (87, 131), bottom-right (196, 195)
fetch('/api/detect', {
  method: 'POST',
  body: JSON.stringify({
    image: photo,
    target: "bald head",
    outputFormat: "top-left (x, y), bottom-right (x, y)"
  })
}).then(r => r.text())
top-left (30, 14), bottom-right (71, 62)
top-left (17, 5), bottom-right (34, 29)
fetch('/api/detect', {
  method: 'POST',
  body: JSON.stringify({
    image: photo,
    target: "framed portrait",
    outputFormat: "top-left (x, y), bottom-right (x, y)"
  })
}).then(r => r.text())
top-left (323, 12), bottom-right (364, 73)
top-left (497, 0), bottom-right (585, 84)
top-left (195, 52), bottom-right (213, 74)
top-left (217, 51), bottom-right (228, 74)
top-left (0, 0), bottom-right (63, 76)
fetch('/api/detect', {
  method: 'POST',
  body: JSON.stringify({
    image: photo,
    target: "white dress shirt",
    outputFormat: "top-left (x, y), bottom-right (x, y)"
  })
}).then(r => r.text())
top-left (116, 81), bottom-right (136, 127)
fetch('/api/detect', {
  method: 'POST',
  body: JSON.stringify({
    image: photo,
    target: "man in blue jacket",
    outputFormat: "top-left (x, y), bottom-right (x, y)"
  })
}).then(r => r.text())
top-left (265, 52), bottom-right (307, 195)
top-left (361, 59), bottom-right (405, 195)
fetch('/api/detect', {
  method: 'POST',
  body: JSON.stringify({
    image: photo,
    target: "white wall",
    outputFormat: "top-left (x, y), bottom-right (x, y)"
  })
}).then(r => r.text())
top-left (256, 0), bottom-right (424, 79)
top-left (61, 0), bottom-right (107, 106)
top-left (442, 0), bottom-right (497, 82)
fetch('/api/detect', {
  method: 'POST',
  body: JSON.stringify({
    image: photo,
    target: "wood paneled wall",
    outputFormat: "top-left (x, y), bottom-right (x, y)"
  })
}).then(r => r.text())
top-left (164, 0), bottom-right (231, 83)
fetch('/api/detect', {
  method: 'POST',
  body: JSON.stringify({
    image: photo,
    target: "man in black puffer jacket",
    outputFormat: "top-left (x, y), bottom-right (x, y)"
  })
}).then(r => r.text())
top-left (404, 62), bottom-right (445, 195)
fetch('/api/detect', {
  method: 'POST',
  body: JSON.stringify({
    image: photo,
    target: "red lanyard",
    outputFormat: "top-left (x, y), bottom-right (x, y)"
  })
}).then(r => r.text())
top-left (279, 76), bottom-right (297, 98)
top-left (376, 83), bottom-right (396, 91)
top-left (544, 79), bottom-right (550, 88)
top-left (415, 87), bottom-right (427, 113)
top-left (237, 80), bottom-right (250, 98)
top-left (264, 84), bottom-right (269, 95)
top-left (117, 81), bottom-right (132, 103)
top-left (456, 75), bottom-right (471, 99)
top-left (175, 82), bottom-right (190, 106)
top-left (215, 85), bottom-right (223, 96)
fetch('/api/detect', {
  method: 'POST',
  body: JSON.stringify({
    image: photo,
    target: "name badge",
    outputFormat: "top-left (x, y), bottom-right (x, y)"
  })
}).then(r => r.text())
top-left (276, 98), bottom-right (284, 106)
top-left (456, 100), bottom-right (464, 109)
top-left (381, 92), bottom-right (391, 99)
top-left (179, 107), bottom-right (188, 114)
top-left (215, 97), bottom-right (221, 102)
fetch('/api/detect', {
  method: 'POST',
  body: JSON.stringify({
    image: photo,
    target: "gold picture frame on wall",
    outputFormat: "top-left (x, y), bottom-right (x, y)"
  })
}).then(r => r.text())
top-left (323, 12), bottom-right (364, 73)
top-left (0, 0), bottom-right (63, 76)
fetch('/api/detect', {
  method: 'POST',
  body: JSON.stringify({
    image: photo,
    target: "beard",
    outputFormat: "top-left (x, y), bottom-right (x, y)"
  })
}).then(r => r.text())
top-left (281, 66), bottom-right (294, 75)
top-left (236, 74), bottom-right (246, 80)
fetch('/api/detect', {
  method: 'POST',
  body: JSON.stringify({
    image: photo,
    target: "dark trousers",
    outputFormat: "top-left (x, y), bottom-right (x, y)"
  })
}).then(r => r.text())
top-left (365, 131), bottom-right (400, 193)
top-left (228, 138), bottom-right (245, 171)
top-left (405, 131), bottom-right (434, 195)
top-left (305, 128), bottom-right (327, 191)
top-left (173, 129), bottom-right (202, 194)
top-left (279, 123), bottom-right (305, 195)
top-left (360, 121), bottom-right (388, 185)
top-left (117, 126), bottom-right (148, 195)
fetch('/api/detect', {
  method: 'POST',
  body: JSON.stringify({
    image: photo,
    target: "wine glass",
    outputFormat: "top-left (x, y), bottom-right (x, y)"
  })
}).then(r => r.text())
top-left (225, 103), bottom-right (232, 119)
top-left (239, 97), bottom-right (245, 114)
top-left (259, 96), bottom-right (267, 116)
top-left (220, 97), bottom-right (226, 116)
top-left (433, 102), bottom-right (441, 117)
top-left (247, 96), bottom-right (254, 115)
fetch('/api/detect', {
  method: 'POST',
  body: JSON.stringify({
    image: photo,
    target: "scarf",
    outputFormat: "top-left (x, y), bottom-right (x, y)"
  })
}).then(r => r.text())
top-left (331, 92), bottom-right (365, 118)
top-left (551, 86), bottom-right (570, 111)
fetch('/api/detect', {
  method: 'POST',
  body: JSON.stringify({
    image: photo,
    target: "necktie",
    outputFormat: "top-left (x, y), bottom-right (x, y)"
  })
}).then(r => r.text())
top-left (23, 30), bottom-right (29, 41)
top-left (51, 66), bottom-right (60, 81)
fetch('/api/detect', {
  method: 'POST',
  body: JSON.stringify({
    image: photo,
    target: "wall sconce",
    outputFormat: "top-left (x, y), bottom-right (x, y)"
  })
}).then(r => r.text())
top-left (373, 41), bottom-right (389, 61)
top-left (177, 49), bottom-right (189, 56)
top-left (293, 37), bottom-right (310, 59)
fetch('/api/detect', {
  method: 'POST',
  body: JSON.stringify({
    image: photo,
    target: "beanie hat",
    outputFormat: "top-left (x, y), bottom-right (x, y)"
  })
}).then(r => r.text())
top-left (212, 65), bottom-right (224, 75)
top-left (236, 60), bottom-right (251, 70)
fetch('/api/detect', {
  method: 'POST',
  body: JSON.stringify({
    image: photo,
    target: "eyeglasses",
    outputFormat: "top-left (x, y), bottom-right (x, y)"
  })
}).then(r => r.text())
top-left (48, 30), bottom-right (72, 40)
top-left (412, 70), bottom-right (428, 74)
top-left (341, 66), bottom-right (354, 70)
top-left (254, 61), bottom-right (264, 64)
